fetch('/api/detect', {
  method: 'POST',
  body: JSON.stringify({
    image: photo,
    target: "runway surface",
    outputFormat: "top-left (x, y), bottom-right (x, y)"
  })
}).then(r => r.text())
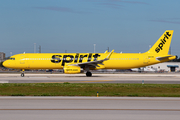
top-left (0, 73), bottom-right (180, 84)
top-left (0, 97), bottom-right (180, 120)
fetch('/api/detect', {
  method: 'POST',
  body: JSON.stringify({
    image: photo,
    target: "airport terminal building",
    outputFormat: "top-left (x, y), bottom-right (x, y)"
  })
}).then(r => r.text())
top-left (146, 62), bottom-right (180, 72)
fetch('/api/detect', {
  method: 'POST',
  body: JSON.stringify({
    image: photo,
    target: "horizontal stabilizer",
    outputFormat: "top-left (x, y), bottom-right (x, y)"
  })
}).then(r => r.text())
top-left (156, 55), bottom-right (174, 61)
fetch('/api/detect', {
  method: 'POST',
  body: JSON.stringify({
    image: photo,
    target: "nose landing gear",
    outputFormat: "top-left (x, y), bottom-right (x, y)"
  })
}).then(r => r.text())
top-left (21, 69), bottom-right (25, 77)
top-left (21, 73), bottom-right (24, 77)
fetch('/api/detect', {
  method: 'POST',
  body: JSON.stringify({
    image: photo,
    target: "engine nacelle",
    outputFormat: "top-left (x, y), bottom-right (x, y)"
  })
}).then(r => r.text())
top-left (63, 66), bottom-right (83, 74)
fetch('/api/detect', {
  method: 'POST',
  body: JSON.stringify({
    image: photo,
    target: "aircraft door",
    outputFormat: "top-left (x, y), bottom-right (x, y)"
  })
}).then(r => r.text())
top-left (143, 55), bottom-right (148, 64)
top-left (20, 55), bottom-right (25, 64)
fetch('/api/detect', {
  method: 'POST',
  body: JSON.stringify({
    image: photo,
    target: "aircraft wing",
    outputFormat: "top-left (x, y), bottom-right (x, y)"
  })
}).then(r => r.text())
top-left (68, 50), bottom-right (114, 68)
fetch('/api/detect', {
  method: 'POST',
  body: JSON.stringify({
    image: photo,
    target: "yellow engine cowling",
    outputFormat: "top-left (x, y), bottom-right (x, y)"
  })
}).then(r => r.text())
top-left (63, 66), bottom-right (83, 74)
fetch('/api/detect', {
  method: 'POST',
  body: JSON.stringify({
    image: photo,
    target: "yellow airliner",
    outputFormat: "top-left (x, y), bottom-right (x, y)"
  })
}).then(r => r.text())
top-left (3, 30), bottom-right (176, 77)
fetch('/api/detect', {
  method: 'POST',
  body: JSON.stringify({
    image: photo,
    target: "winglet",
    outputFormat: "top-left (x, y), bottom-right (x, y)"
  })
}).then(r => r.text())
top-left (105, 49), bottom-right (114, 59)
top-left (104, 50), bottom-right (108, 53)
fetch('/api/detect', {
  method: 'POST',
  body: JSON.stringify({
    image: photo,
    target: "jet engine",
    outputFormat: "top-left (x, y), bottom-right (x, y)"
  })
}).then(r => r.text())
top-left (63, 66), bottom-right (83, 74)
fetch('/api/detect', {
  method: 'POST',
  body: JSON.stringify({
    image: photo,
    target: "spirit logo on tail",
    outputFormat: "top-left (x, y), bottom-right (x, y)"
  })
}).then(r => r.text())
top-left (155, 32), bottom-right (171, 53)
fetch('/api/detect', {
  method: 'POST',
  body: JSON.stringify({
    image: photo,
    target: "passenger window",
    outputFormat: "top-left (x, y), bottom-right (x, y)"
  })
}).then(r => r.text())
top-left (9, 58), bottom-right (15, 60)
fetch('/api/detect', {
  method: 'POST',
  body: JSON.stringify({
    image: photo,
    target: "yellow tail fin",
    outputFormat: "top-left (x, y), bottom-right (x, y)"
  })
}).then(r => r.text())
top-left (147, 30), bottom-right (174, 55)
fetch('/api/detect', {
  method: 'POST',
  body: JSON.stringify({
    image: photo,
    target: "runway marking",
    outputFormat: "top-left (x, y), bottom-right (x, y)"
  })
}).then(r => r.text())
top-left (0, 81), bottom-right (9, 83)
top-left (28, 77), bottom-right (48, 78)
top-left (43, 80), bottom-right (112, 83)
top-left (0, 109), bottom-right (180, 111)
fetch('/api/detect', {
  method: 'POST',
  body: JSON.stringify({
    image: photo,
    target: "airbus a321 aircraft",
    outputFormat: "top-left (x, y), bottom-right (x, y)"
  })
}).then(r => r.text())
top-left (3, 30), bottom-right (176, 77)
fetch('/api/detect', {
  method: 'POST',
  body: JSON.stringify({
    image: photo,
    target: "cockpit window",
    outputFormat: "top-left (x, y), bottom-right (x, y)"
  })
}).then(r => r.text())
top-left (9, 58), bottom-right (15, 60)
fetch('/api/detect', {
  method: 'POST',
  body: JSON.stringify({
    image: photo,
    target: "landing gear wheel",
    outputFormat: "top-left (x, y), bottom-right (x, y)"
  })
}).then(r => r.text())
top-left (86, 72), bottom-right (92, 77)
top-left (21, 73), bottom-right (24, 77)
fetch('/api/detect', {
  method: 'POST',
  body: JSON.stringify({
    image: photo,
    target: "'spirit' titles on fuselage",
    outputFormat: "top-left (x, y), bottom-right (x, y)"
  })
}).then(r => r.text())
top-left (51, 53), bottom-right (101, 66)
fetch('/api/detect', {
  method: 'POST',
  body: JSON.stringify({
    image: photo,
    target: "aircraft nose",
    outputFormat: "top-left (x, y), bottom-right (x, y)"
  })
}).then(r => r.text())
top-left (3, 60), bottom-right (9, 68)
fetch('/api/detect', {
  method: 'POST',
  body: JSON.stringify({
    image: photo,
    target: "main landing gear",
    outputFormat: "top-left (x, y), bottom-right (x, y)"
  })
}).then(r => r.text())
top-left (86, 71), bottom-right (92, 77)
top-left (21, 69), bottom-right (25, 77)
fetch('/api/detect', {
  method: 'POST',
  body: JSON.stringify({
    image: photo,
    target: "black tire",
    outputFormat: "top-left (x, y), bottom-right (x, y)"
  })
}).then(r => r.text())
top-left (86, 72), bottom-right (92, 77)
top-left (21, 73), bottom-right (24, 77)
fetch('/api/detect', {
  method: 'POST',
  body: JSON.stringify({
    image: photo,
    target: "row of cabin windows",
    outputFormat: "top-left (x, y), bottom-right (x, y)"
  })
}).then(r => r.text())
top-left (23, 58), bottom-right (140, 60)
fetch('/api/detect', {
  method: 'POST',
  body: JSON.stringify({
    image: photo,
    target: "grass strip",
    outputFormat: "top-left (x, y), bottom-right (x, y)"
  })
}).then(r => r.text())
top-left (0, 83), bottom-right (180, 97)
